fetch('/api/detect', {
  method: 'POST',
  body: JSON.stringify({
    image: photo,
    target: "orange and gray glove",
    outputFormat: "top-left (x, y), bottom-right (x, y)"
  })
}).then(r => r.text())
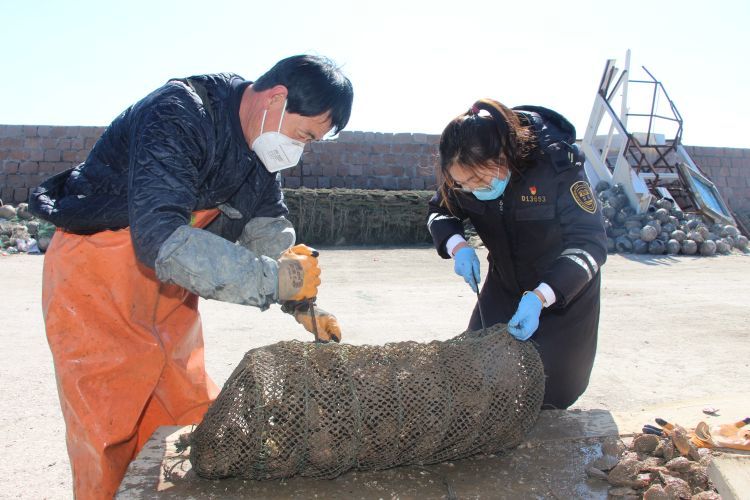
top-left (277, 244), bottom-right (321, 301)
top-left (643, 417), bottom-right (750, 452)
top-left (281, 300), bottom-right (342, 343)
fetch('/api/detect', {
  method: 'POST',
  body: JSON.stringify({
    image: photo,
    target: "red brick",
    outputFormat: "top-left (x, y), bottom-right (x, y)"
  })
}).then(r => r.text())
top-left (84, 137), bottom-right (98, 150)
top-left (65, 126), bottom-right (83, 137)
top-left (62, 150), bottom-right (83, 162)
top-left (79, 127), bottom-right (97, 138)
top-left (2, 187), bottom-right (13, 201)
top-left (71, 138), bottom-right (84, 149)
top-left (13, 187), bottom-right (28, 203)
top-left (41, 137), bottom-right (57, 148)
top-left (394, 133), bottom-right (412, 144)
top-left (17, 148), bottom-right (33, 160)
top-left (6, 174), bottom-right (26, 187)
top-left (23, 137), bottom-right (41, 149)
top-left (50, 127), bottom-right (67, 138)
top-left (37, 126), bottom-right (52, 137)
top-left (704, 156), bottom-right (721, 168)
top-left (39, 162), bottom-right (61, 174)
top-left (58, 138), bottom-right (71, 150)
top-left (283, 177), bottom-right (300, 188)
top-left (724, 148), bottom-right (743, 158)
top-left (22, 125), bottom-right (37, 137)
top-left (2, 160), bottom-right (19, 174)
top-left (285, 165), bottom-right (301, 177)
top-left (43, 149), bottom-right (61, 162)
top-left (18, 161), bottom-right (38, 174)
top-left (0, 137), bottom-right (23, 148)
top-left (1, 125), bottom-right (21, 137)
top-left (28, 149), bottom-right (44, 161)
top-left (28, 173), bottom-right (49, 186)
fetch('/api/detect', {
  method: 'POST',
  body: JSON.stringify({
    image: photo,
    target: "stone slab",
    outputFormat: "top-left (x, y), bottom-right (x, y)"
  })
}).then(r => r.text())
top-left (117, 397), bottom-right (748, 499)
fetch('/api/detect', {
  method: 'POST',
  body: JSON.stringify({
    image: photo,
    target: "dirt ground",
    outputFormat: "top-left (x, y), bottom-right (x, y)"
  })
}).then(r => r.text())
top-left (1, 249), bottom-right (748, 499)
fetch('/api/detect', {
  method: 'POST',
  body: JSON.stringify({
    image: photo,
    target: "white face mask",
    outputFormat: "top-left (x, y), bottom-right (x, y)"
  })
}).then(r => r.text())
top-left (251, 99), bottom-right (305, 172)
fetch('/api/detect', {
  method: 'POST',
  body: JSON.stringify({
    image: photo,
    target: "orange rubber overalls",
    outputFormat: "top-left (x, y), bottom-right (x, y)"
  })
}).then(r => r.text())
top-left (42, 210), bottom-right (220, 499)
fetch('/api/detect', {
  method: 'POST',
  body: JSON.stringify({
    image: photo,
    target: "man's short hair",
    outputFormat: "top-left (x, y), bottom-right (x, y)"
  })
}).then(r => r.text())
top-left (254, 55), bottom-right (354, 134)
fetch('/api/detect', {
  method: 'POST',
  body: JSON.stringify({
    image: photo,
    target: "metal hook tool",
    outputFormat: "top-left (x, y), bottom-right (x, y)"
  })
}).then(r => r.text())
top-left (473, 271), bottom-right (486, 334)
top-left (308, 248), bottom-right (325, 343)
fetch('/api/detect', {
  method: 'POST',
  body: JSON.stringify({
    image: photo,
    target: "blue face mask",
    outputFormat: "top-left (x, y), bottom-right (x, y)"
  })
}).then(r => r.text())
top-left (472, 172), bottom-right (511, 201)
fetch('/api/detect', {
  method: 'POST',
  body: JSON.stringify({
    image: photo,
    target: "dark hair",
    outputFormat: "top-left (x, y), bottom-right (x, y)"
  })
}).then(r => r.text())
top-left (438, 98), bottom-right (535, 209)
top-left (253, 55), bottom-right (354, 134)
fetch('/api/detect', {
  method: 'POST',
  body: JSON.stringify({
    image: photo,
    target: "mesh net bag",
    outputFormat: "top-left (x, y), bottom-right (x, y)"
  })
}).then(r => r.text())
top-left (190, 324), bottom-right (545, 480)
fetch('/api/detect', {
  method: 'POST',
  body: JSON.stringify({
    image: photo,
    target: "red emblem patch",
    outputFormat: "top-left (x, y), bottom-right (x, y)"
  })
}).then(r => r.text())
top-left (529, 186), bottom-right (537, 195)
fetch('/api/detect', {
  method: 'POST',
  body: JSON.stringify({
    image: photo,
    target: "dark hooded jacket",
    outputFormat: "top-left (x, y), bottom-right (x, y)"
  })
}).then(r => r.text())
top-left (29, 73), bottom-right (286, 268)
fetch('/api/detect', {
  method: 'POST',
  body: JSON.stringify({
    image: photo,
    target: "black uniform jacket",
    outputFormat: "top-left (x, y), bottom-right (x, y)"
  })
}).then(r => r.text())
top-left (427, 107), bottom-right (608, 408)
top-left (29, 73), bottom-right (285, 268)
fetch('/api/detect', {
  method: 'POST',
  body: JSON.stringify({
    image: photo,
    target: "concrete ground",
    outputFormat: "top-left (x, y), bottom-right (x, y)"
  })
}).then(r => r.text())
top-left (1, 249), bottom-right (748, 499)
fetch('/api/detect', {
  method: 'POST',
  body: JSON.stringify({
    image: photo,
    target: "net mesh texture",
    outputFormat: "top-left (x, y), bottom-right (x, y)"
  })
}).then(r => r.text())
top-left (190, 324), bottom-right (545, 480)
top-left (282, 188), bottom-right (434, 246)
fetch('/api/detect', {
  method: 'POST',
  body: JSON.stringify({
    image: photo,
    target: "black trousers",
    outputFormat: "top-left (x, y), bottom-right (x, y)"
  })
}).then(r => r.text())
top-left (468, 270), bottom-right (601, 409)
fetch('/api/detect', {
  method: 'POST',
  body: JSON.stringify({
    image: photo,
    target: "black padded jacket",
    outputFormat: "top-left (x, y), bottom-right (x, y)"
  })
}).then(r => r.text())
top-left (28, 73), bottom-right (286, 268)
top-left (427, 106), bottom-right (608, 308)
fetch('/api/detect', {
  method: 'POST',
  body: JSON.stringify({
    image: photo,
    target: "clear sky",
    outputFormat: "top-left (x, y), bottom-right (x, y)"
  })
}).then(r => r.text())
top-left (1, 0), bottom-right (748, 148)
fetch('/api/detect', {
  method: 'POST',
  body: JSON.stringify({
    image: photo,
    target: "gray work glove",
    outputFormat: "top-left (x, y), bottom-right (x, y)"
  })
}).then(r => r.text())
top-left (156, 225), bottom-right (320, 310)
top-left (238, 216), bottom-right (296, 260)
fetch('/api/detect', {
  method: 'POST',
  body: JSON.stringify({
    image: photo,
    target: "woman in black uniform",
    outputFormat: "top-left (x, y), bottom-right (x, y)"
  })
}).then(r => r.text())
top-left (427, 99), bottom-right (607, 409)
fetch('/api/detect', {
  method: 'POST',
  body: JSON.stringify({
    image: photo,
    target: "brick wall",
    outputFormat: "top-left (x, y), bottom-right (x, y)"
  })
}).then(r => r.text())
top-left (683, 146), bottom-right (750, 211)
top-left (0, 125), bottom-right (105, 204)
top-left (1, 125), bottom-right (748, 212)
top-left (283, 131), bottom-right (440, 191)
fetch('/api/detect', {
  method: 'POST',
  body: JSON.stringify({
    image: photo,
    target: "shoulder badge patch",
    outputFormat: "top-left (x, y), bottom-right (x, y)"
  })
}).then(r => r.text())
top-left (570, 181), bottom-right (597, 214)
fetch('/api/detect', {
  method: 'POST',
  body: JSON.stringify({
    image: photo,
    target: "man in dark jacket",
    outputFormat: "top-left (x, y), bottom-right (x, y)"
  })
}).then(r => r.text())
top-left (29, 55), bottom-right (353, 499)
top-left (428, 100), bottom-right (607, 410)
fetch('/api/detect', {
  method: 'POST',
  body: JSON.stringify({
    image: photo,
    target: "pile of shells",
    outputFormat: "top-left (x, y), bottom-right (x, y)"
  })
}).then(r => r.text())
top-left (596, 182), bottom-right (749, 256)
top-left (0, 202), bottom-right (55, 255)
top-left (587, 432), bottom-right (720, 499)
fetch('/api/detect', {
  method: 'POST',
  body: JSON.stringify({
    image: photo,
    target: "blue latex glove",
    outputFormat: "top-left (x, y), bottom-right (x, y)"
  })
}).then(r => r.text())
top-left (508, 292), bottom-right (543, 341)
top-left (453, 246), bottom-right (481, 293)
